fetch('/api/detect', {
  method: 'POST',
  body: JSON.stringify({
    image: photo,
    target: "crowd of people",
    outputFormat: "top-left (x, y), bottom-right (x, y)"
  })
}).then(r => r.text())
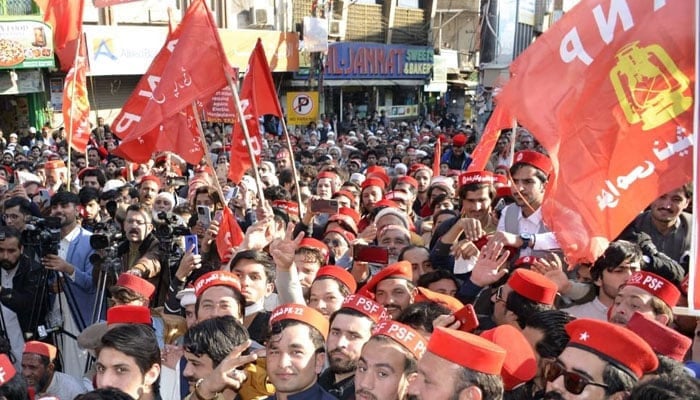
top-left (0, 112), bottom-right (696, 400)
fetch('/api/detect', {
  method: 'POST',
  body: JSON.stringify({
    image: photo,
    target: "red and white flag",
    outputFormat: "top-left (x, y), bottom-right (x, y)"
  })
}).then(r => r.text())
top-left (36, 0), bottom-right (85, 71)
top-left (228, 39), bottom-right (284, 183)
top-left (496, 0), bottom-right (695, 264)
top-left (216, 206), bottom-right (244, 261)
top-left (62, 39), bottom-right (91, 154)
top-left (467, 104), bottom-right (513, 172)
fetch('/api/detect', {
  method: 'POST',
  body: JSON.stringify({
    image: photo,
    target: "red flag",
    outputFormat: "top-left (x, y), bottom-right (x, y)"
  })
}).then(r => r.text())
top-left (467, 104), bottom-right (513, 172)
top-left (497, 0), bottom-right (695, 263)
top-left (216, 207), bottom-right (244, 261)
top-left (111, 0), bottom-right (230, 159)
top-left (62, 40), bottom-right (91, 154)
top-left (228, 39), bottom-right (283, 183)
top-left (432, 137), bottom-right (441, 176)
top-left (37, 0), bottom-right (85, 71)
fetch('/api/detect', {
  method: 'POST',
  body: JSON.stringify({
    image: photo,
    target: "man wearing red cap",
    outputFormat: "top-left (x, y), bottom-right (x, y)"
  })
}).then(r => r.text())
top-left (21, 341), bottom-right (88, 399)
top-left (410, 165), bottom-right (432, 217)
top-left (491, 150), bottom-right (560, 259)
top-left (361, 261), bottom-right (416, 320)
top-left (294, 238), bottom-right (329, 297)
top-left (319, 295), bottom-right (388, 399)
top-left (409, 327), bottom-right (505, 400)
top-left (441, 134), bottom-right (472, 171)
top-left (608, 270), bottom-right (680, 327)
top-left (266, 304), bottom-right (336, 399)
top-left (355, 320), bottom-right (426, 400)
top-left (308, 266), bottom-right (357, 318)
top-left (491, 268), bottom-right (557, 328)
top-left (543, 319), bottom-right (658, 400)
top-left (193, 270), bottom-right (246, 323)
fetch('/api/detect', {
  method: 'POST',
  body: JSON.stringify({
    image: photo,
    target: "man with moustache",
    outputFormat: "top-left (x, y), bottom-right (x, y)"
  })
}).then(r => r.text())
top-left (319, 295), bottom-right (389, 399)
top-left (138, 175), bottom-right (161, 209)
top-left (359, 261), bottom-right (416, 320)
top-left (21, 341), bottom-right (88, 399)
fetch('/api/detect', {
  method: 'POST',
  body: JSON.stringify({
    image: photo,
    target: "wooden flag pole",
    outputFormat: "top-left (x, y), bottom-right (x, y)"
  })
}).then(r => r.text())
top-left (190, 102), bottom-right (227, 203)
top-left (278, 117), bottom-right (305, 220)
top-left (224, 69), bottom-right (266, 204)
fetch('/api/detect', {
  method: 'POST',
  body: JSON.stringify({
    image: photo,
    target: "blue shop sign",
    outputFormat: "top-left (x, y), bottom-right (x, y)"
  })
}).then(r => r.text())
top-left (324, 42), bottom-right (433, 80)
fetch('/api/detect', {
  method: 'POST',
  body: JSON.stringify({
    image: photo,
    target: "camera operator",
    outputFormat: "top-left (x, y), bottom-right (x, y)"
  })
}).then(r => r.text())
top-left (118, 204), bottom-right (166, 306)
top-left (44, 191), bottom-right (96, 378)
top-left (0, 226), bottom-right (48, 366)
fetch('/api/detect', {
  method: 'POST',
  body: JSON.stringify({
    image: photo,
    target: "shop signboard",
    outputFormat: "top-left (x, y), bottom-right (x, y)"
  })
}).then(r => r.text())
top-left (324, 42), bottom-right (433, 80)
top-left (0, 17), bottom-right (55, 70)
top-left (0, 69), bottom-right (44, 95)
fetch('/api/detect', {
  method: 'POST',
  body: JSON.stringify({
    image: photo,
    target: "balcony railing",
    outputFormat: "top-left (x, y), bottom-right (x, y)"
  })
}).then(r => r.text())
top-left (0, 0), bottom-right (36, 16)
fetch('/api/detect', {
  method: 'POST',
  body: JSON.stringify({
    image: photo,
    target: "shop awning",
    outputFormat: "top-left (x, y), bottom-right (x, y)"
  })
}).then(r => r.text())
top-left (290, 79), bottom-right (426, 87)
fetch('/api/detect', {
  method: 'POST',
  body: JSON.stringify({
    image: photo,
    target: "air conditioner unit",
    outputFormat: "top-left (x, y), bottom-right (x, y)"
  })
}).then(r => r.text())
top-left (328, 20), bottom-right (345, 38)
top-left (251, 6), bottom-right (274, 26)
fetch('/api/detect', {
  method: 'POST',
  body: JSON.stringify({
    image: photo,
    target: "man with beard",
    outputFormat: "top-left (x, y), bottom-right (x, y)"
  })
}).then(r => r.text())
top-left (44, 191), bottom-right (95, 378)
top-left (138, 175), bottom-right (161, 209)
top-left (355, 320), bottom-right (426, 400)
top-left (359, 261), bottom-right (416, 320)
top-left (608, 270), bottom-right (680, 327)
top-left (43, 159), bottom-right (68, 194)
top-left (542, 319), bottom-right (657, 400)
top-left (119, 204), bottom-right (164, 306)
top-left (21, 341), bottom-right (88, 399)
top-left (319, 294), bottom-right (389, 399)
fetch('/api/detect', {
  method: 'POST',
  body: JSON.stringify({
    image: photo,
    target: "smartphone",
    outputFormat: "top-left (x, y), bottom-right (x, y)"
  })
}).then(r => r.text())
top-left (452, 304), bottom-right (479, 333)
top-left (214, 210), bottom-right (223, 223)
top-left (353, 244), bottom-right (389, 265)
top-left (225, 187), bottom-right (239, 203)
top-left (197, 205), bottom-right (212, 228)
top-left (39, 189), bottom-right (51, 204)
top-left (184, 234), bottom-right (199, 255)
top-left (310, 199), bottom-right (339, 214)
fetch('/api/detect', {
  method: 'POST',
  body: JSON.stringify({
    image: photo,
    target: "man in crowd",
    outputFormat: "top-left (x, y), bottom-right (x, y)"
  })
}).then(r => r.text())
top-left (21, 341), bottom-right (88, 399)
top-left (360, 261), bottom-right (416, 320)
top-left (608, 270), bottom-right (681, 326)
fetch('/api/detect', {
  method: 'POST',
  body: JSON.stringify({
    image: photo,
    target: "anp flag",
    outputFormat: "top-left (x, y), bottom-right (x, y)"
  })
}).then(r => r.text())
top-left (62, 41), bottom-right (91, 154)
top-left (111, 0), bottom-right (231, 153)
top-left (216, 206), bottom-right (244, 262)
top-left (496, 0), bottom-right (695, 264)
top-left (467, 104), bottom-right (513, 172)
top-left (228, 39), bottom-right (283, 183)
top-left (690, 0), bottom-right (699, 312)
top-left (36, 0), bottom-right (85, 71)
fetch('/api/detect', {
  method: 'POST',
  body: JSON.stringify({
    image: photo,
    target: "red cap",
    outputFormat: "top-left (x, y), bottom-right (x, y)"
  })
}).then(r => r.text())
top-left (272, 200), bottom-right (300, 218)
top-left (409, 163), bottom-right (432, 176)
top-left (333, 190), bottom-right (357, 208)
top-left (77, 167), bottom-right (98, 180)
top-left (139, 175), bottom-right (161, 188)
top-left (323, 227), bottom-right (356, 245)
top-left (107, 305), bottom-right (152, 325)
top-left (373, 320), bottom-right (427, 359)
top-left (0, 354), bottom-right (15, 386)
top-left (493, 174), bottom-right (509, 187)
top-left (396, 175), bottom-right (418, 189)
top-left (366, 165), bottom-right (389, 183)
top-left (414, 287), bottom-right (463, 313)
top-left (327, 214), bottom-right (359, 235)
top-left (496, 186), bottom-right (513, 199)
top-left (507, 269), bottom-right (558, 305)
top-left (115, 273), bottom-right (156, 300)
top-left (480, 325), bottom-right (537, 390)
top-left (317, 171), bottom-right (338, 181)
top-left (361, 177), bottom-right (386, 191)
top-left (360, 261), bottom-right (413, 296)
top-left (194, 271), bottom-right (242, 298)
top-left (626, 311), bottom-right (691, 362)
top-left (315, 266), bottom-right (357, 294)
top-left (341, 294), bottom-right (390, 323)
top-left (565, 318), bottom-right (658, 378)
top-left (44, 159), bottom-right (66, 170)
top-left (373, 199), bottom-right (400, 210)
top-left (428, 327), bottom-right (506, 375)
top-left (458, 171), bottom-right (495, 187)
top-left (624, 270), bottom-right (681, 308)
top-left (452, 134), bottom-right (467, 147)
top-left (275, 151), bottom-right (288, 160)
top-left (513, 151), bottom-right (552, 175)
top-left (514, 256), bottom-right (537, 268)
top-left (299, 238), bottom-right (330, 263)
top-left (24, 341), bottom-right (58, 361)
top-left (269, 304), bottom-right (330, 340)
top-left (337, 206), bottom-right (360, 225)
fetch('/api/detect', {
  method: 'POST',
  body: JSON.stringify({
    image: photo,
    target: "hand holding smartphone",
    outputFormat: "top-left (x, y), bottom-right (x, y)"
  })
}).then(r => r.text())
top-left (452, 304), bottom-right (479, 332)
top-left (353, 244), bottom-right (389, 265)
top-left (197, 205), bottom-right (212, 228)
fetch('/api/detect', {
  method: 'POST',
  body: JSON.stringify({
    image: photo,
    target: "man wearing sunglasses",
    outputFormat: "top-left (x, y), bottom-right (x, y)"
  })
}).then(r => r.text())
top-left (543, 318), bottom-right (657, 400)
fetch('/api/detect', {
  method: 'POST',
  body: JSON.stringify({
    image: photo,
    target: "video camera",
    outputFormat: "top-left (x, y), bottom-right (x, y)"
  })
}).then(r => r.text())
top-left (153, 212), bottom-right (190, 240)
top-left (21, 216), bottom-right (62, 257)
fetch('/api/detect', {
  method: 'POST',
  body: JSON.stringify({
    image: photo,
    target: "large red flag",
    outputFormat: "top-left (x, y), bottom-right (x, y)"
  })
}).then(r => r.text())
top-left (36, 0), bottom-right (84, 71)
top-left (228, 39), bottom-right (284, 183)
top-left (216, 206), bottom-right (244, 261)
top-left (111, 0), bottom-right (230, 162)
top-left (467, 104), bottom-right (513, 172)
top-left (496, 0), bottom-right (695, 264)
top-left (62, 40), bottom-right (91, 154)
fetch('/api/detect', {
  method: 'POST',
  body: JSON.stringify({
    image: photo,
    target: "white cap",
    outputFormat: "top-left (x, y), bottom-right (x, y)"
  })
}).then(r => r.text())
top-left (350, 173), bottom-right (366, 185)
top-left (177, 288), bottom-right (196, 307)
top-left (103, 179), bottom-right (126, 193)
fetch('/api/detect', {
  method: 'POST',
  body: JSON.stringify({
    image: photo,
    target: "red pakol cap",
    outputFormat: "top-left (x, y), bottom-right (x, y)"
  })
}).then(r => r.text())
top-left (139, 175), bottom-right (161, 188)
top-left (341, 294), bottom-right (390, 323)
top-left (317, 171), bottom-right (338, 181)
top-left (507, 269), bottom-right (558, 305)
top-left (24, 341), bottom-right (58, 361)
top-left (566, 318), bottom-right (657, 378)
top-left (272, 200), bottom-right (300, 217)
top-left (414, 287), bottom-right (463, 313)
top-left (384, 190), bottom-right (410, 203)
top-left (626, 311), bottom-right (691, 362)
top-left (480, 325), bottom-right (537, 390)
top-left (44, 159), bottom-right (66, 170)
top-left (360, 261), bottom-right (413, 295)
top-left (409, 163), bottom-right (432, 176)
top-left (194, 271), bottom-right (242, 298)
top-left (338, 206), bottom-right (361, 225)
top-left (107, 305), bottom-right (152, 326)
top-left (458, 171), bottom-right (494, 187)
top-left (514, 256), bottom-right (537, 268)
top-left (315, 266), bottom-right (357, 294)
top-left (366, 166), bottom-right (389, 186)
top-left (299, 238), bottom-right (330, 262)
top-left (270, 304), bottom-right (330, 340)
top-left (333, 190), bottom-right (357, 208)
top-left (116, 273), bottom-right (156, 300)
top-left (623, 270), bottom-right (681, 308)
top-left (428, 327), bottom-right (506, 375)
top-left (513, 151), bottom-right (552, 175)
top-left (396, 175), bottom-right (418, 189)
top-left (452, 133), bottom-right (467, 147)
top-left (361, 177), bottom-right (386, 191)
top-left (373, 320), bottom-right (427, 360)
top-left (0, 354), bottom-right (15, 385)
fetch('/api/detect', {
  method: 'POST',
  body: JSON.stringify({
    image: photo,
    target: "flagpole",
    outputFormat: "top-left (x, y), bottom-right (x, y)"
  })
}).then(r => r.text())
top-left (225, 69), bottom-right (267, 204)
top-left (278, 117), bottom-right (306, 220)
top-left (66, 32), bottom-right (84, 192)
top-left (191, 102), bottom-right (227, 204)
